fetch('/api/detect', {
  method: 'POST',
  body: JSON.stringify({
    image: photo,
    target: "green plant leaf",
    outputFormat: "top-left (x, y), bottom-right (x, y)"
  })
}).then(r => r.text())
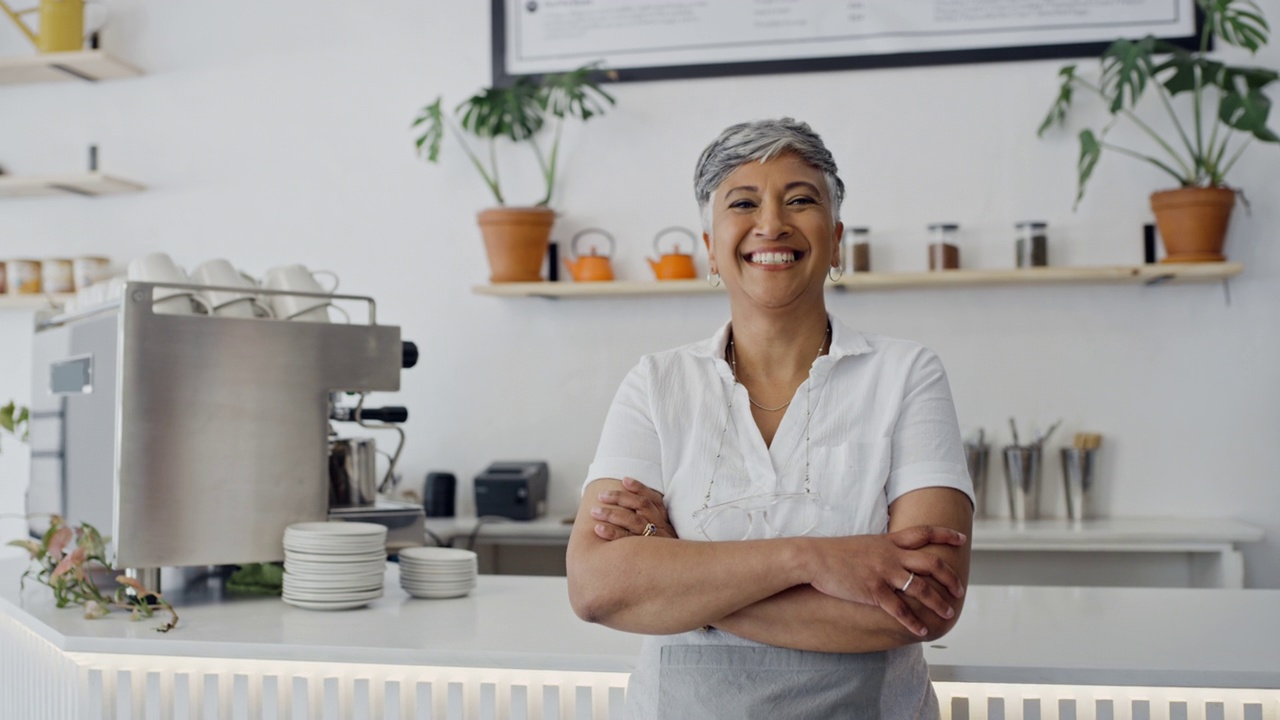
top-left (1038, 65), bottom-right (1077, 136)
top-left (1154, 53), bottom-right (1221, 95)
top-left (1075, 129), bottom-right (1103, 209)
top-left (0, 401), bottom-right (15, 433)
top-left (1220, 65), bottom-right (1280, 91)
top-left (1219, 85), bottom-right (1280, 142)
top-left (411, 98), bottom-right (445, 163)
top-left (1204, 0), bottom-right (1270, 53)
top-left (457, 80), bottom-right (543, 143)
top-left (1100, 37), bottom-right (1158, 114)
top-left (541, 64), bottom-right (617, 123)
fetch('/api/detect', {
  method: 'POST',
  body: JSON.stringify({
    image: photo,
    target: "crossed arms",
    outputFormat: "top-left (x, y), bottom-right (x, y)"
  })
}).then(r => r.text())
top-left (566, 478), bottom-right (972, 654)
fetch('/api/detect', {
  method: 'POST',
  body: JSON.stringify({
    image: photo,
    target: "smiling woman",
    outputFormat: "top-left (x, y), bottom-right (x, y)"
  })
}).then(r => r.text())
top-left (565, 119), bottom-right (976, 719)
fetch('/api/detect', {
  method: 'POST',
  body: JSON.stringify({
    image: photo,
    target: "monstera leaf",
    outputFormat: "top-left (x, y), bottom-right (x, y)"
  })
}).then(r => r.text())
top-left (1075, 129), bottom-right (1103, 209)
top-left (1100, 37), bottom-right (1158, 113)
top-left (1038, 65), bottom-right (1077, 136)
top-left (541, 64), bottom-right (615, 123)
top-left (1220, 85), bottom-right (1280, 142)
top-left (457, 78), bottom-right (545, 143)
top-left (411, 98), bottom-right (445, 163)
top-left (1203, 0), bottom-right (1270, 53)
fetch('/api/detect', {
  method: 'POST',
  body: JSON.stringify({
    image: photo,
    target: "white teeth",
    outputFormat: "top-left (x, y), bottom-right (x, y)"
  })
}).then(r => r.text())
top-left (749, 251), bottom-right (796, 265)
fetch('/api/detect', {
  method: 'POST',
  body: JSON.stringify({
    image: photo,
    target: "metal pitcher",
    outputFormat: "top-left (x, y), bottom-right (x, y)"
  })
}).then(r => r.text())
top-left (329, 437), bottom-right (378, 508)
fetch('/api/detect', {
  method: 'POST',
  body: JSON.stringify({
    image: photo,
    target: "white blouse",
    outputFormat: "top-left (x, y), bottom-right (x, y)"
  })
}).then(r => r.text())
top-left (583, 315), bottom-right (974, 719)
top-left (584, 314), bottom-right (974, 540)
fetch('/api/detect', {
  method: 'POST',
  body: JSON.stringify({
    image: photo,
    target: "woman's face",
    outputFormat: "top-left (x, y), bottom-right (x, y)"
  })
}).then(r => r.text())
top-left (703, 152), bottom-right (842, 312)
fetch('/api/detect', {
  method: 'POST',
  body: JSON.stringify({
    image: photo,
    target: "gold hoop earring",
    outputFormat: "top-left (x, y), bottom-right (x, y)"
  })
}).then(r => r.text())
top-left (707, 271), bottom-right (721, 288)
top-left (828, 265), bottom-right (844, 282)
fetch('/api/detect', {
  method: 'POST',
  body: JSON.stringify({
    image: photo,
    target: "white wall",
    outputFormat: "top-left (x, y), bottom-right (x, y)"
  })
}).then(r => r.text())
top-left (2, 1), bottom-right (1278, 585)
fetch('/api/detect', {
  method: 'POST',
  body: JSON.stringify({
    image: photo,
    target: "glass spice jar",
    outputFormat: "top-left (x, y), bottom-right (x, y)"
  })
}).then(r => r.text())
top-left (927, 223), bottom-right (960, 271)
top-left (845, 226), bottom-right (871, 272)
top-left (1015, 221), bottom-right (1049, 267)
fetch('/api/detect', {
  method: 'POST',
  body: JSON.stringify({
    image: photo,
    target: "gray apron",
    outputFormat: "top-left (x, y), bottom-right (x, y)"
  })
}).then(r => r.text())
top-left (657, 644), bottom-right (888, 719)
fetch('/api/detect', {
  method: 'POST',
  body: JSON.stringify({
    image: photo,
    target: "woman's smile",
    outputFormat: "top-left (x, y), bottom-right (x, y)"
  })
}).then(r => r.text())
top-left (743, 248), bottom-right (805, 268)
top-left (706, 152), bottom-right (841, 303)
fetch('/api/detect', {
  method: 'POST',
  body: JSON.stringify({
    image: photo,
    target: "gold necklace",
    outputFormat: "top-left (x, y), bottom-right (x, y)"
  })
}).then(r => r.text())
top-left (728, 323), bottom-right (830, 413)
top-left (700, 321), bottom-right (831, 515)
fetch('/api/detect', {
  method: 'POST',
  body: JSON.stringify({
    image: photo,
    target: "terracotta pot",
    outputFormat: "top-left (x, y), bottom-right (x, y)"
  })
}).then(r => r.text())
top-left (1150, 187), bottom-right (1236, 263)
top-left (476, 207), bottom-right (555, 282)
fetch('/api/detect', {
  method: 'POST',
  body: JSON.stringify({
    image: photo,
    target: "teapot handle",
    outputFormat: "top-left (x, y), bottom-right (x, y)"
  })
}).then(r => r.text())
top-left (570, 228), bottom-right (616, 259)
top-left (653, 226), bottom-right (698, 256)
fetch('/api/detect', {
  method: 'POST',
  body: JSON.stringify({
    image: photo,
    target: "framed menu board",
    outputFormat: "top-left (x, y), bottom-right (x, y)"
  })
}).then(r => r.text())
top-left (492, 0), bottom-right (1200, 85)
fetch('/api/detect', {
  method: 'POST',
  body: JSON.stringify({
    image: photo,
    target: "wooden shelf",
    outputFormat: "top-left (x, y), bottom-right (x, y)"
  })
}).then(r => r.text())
top-left (0, 294), bottom-right (69, 310)
top-left (0, 50), bottom-right (142, 84)
top-left (0, 172), bottom-right (144, 198)
top-left (472, 263), bottom-right (1243, 298)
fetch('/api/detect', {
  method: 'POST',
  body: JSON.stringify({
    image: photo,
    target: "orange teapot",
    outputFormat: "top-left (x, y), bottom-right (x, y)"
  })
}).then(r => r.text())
top-left (648, 226), bottom-right (698, 280)
top-left (564, 228), bottom-right (615, 282)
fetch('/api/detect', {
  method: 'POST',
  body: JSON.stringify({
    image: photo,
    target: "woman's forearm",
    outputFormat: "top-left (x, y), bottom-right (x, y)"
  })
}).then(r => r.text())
top-left (713, 576), bottom-right (958, 653)
top-left (566, 532), bottom-right (810, 635)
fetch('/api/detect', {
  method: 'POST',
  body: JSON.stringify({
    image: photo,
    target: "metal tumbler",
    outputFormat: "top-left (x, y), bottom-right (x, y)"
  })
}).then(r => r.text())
top-left (1060, 447), bottom-right (1097, 522)
top-left (964, 444), bottom-right (990, 517)
top-left (1002, 445), bottom-right (1042, 522)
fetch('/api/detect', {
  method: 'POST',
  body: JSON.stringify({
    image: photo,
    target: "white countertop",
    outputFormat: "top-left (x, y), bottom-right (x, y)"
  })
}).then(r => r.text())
top-left (426, 515), bottom-right (1264, 550)
top-left (3, 553), bottom-right (1277, 688)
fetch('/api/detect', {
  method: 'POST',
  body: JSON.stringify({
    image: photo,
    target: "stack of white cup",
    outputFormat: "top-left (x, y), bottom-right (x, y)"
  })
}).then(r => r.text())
top-left (115, 252), bottom-right (343, 322)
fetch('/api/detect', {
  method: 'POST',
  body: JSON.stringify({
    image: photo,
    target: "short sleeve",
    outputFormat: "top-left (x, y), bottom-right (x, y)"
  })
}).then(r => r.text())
top-left (886, 348), bottom-right (975, 507)
top-left (583, 358), bottom-right (665, 496)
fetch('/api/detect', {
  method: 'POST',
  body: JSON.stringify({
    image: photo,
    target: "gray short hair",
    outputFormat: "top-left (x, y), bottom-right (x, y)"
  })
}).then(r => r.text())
top-left (694, 118), bottom-right (845, 233)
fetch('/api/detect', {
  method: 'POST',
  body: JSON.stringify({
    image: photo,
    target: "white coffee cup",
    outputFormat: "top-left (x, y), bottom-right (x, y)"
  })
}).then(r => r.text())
top-left (191, 259), bottom-right (271, 319)
top-left (127, 253), bottom-right (189, 300)
top-left (262, 264), bottom-right (339, 321)
top-left (127, 253), bottom-right (205, 315)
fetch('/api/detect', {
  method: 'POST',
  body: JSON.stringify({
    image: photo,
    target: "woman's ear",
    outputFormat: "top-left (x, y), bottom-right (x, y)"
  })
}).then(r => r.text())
top-left (831, 222), bottom-right (845, 268)
top-left (703, 231), bottom-right (716, 274)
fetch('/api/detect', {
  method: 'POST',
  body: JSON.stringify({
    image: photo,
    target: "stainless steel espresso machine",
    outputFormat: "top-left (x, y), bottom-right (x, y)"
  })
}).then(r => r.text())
top-left (27, 281), bottom-right (421, 590)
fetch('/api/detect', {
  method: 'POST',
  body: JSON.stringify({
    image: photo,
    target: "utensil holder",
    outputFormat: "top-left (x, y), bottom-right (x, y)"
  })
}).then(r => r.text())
top-left (1002, 445), bottom-right (1042, 522)
top-left (1060, 447), bottom-right (1097, 522)
top-left (964, 444), bottom-right (990, 517)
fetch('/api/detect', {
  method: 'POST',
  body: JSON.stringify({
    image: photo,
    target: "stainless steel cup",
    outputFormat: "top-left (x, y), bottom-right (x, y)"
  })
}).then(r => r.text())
top-left (329, 437), bottom-right (377, 508)
top-left (1060, 447), bottom-right (1097, 522)
top-left (964, 444), bottom-right (990, 517)
top-left (1002, 445), bottom-right (1042, 521)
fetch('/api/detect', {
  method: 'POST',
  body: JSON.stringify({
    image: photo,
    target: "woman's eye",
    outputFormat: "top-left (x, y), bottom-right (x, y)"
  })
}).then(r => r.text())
top-left (729, 200), bottom-right (757, 210)
top-left (788, 196), bottom-right (817, 206)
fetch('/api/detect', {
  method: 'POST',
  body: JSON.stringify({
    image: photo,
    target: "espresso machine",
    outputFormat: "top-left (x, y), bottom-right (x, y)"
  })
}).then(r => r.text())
top-left (27, 281), bottom-right (422, 590)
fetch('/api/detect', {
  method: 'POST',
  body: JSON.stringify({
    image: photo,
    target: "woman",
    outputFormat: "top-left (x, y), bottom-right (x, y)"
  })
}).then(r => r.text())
top-left (566, 118), bottom-right (974, 719)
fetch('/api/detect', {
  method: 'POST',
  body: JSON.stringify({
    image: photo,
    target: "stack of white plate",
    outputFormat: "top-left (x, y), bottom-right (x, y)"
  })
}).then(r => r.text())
top-left (399, 546), bottom-right (478, 599)
top-left (282, 522), bottom-right (387, 610)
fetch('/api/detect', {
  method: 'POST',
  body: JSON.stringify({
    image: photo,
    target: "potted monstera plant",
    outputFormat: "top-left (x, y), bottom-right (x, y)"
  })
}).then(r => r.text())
top-left (1039, 0), bottom-right (1278, 262)
top-left (413, 64), bottom-right (616, 282)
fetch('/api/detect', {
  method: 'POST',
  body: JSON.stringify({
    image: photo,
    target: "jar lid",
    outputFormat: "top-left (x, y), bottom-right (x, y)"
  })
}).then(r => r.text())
top-left (1014, 221), bottom-right (1048, 228)
top-left (926, 223), bottom-right (960, 231)
top-left (850, 226), bottom-right (870, 234)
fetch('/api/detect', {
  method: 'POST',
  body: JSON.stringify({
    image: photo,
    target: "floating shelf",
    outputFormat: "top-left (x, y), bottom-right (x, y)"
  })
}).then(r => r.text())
top-left (472, 263), bottom-right (1243, 298)
top-left (0, 50), bottom-right (142, 84)
top-left (0, 172), bottom-right (145, 198)
top-left (0, 294), bottom-right (69, 310)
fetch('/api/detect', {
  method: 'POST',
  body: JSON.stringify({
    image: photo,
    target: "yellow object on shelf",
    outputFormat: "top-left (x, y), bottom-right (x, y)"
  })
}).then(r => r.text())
top-left (0, 0), bottom-right (86, 53)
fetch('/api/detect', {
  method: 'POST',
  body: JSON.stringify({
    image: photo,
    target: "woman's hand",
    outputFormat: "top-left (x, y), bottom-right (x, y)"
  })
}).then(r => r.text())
top-left (589, 477), bottom-right (679, 540)
top-left (805, 526), bottom-right (967, 637)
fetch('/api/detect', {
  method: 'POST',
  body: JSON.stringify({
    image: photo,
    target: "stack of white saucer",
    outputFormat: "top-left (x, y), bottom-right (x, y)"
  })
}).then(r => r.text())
top-left (282, 522), bottom-right (387, 610)
top-left (399, 547), bottom-right (478, 599)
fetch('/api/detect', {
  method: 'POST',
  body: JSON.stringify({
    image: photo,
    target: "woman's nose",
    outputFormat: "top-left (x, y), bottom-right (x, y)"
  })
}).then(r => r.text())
top-left (753, 200), bottom-right (791, 239)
